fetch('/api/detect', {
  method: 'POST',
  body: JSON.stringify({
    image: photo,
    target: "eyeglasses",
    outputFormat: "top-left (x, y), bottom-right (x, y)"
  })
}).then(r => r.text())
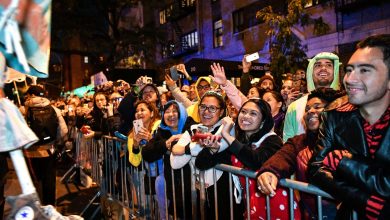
top-left (199, 104), bottom-right (220, 113)
top-left (110, 97), bottom-right (123, 102)
top-left (197, 85), bottom-right (210, 91)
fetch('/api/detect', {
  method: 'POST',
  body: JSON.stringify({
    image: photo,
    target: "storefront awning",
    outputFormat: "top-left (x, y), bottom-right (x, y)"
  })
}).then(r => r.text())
top-left (185, 58), bottom-right (269, 77)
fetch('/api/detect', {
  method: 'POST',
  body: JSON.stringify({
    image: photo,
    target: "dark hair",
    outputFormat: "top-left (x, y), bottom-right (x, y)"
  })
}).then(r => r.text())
top-left (139, 84), bottom-right (162, 110)
top-left (357, 34), bottom-right (390, 76)
top-left (257, 75), bottom-right (276, 90)
top-left (199, 91), bottom-right (226, 118)
top-left (160, 101), bottom-right (180, 128)
top-left (161, 91), bottom-right (174, 102)
top-left (93, 91), bottom-right (107, 105)
top-left (26, 85), bottom-right (45, 97)
top-left (308, 88), bottom-right (345, 103)
top-left (261, 90), bottom-right (286, 113)
top-left (91, 92), bottom-right (108, 118)
top-left (247, 86), bottom-right (263, 98)
top-left (235, 98), bottom-right (274, 143)
top-left (134, 100), bottom-right (160, 131)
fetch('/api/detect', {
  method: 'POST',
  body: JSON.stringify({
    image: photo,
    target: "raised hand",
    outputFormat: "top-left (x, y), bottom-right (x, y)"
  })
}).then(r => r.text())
top-left (242, 55), bottom-right (252, 73)
top-left (164, 73), bottom-right (177, 88)
top-left (209, 63), bottom-right (228, 86)
top-left (176, 64), bottom-right (187, 74)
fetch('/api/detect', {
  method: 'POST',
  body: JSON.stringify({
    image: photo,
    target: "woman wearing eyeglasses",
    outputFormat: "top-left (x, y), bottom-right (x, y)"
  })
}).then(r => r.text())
top-left (212, 98), bottom-right (301, 219)
top-left (165, 74), bottom-right (212, 123)
top-left (170, 91), bottom-right (243, 219)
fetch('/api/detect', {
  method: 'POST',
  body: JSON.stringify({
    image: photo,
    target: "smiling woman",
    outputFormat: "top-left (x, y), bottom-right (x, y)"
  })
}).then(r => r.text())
top-left (169, 91), bottom-right (245, 219)
top-left (141, 100), bottom-right (195, 219)
top-left (204, 98), bottom-right (302, 219)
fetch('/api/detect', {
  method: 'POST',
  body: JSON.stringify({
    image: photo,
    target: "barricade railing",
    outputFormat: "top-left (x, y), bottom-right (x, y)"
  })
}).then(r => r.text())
top-left (75, 133), bottom-right (358, 220)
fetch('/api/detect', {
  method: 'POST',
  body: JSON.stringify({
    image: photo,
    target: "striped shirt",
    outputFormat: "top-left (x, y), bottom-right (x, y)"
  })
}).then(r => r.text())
top-left (363, 106), bottom-right (390, 158)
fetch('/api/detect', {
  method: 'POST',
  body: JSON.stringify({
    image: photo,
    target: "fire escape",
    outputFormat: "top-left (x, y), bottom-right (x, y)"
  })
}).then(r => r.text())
top-left (165, 0), bottom-right (197, 58)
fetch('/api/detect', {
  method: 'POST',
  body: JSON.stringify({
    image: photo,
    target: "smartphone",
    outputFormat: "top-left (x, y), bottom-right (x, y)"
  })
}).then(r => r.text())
top-left (133, 119), bottom-right (143, 134)
top-left (245, 52), bottom-right (260, 62)
top-left (80, 125), bottom-right (90, 135)
top-left (191, 133), bottom-right (222, 142)
top-left (170, 66), bottom-right (179, 81)
top-left (197, 125), bottom-right (208, 134)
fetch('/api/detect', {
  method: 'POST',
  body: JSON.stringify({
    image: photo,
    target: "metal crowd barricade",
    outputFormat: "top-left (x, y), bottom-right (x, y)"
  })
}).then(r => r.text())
top-left (76, 134), bottom-right (358, 220)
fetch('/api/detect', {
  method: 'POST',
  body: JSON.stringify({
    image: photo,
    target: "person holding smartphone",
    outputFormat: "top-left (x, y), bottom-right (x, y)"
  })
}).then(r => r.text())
top-left (82, 92), bottom-right (120, 139)
top-left (170, 91), bottom-right (243, 219)
top-left (127, 100), bottom-right (161, 217)
top-left (128, 100), bottom-right (161, 167)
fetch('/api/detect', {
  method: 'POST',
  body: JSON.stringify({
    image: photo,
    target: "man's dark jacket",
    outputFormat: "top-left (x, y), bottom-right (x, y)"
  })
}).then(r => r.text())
top-left (308, 96), bottom-right (390, 219)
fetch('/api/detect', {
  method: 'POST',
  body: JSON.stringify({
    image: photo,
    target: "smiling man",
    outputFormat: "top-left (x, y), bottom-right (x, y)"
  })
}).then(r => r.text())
top-left (309, 34), bottom-right (390, 219)
top-left (283, 52), bottom-right (341, 142)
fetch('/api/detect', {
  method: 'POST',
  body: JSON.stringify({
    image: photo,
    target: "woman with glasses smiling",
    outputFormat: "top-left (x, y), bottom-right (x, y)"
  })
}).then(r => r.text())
top-left (170, 91), bottom-right (244, 219)
top-left (198, 98), bottom-right (301, 219)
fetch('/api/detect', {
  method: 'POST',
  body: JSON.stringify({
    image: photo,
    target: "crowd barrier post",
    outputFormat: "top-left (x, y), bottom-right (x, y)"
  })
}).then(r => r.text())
top-left (76, 133), bottom-right (359, 220)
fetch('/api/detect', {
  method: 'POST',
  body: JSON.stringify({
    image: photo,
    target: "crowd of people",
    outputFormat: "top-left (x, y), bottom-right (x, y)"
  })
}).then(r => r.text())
top-left (1, 34), bottom-right (388, 220)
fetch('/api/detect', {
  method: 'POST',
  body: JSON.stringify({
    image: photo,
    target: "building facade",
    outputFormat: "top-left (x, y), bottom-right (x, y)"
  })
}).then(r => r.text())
top-left (153, 0), bottom-right (390, 76)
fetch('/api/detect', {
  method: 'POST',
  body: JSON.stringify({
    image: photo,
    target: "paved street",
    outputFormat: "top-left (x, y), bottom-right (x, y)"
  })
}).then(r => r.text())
top-left (3, 158), bottom-right (101, 219)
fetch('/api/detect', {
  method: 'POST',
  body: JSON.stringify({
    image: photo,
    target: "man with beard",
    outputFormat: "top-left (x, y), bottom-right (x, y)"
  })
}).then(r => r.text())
top-left (309, 34), bottom-right (390, 219)
top-left (257, 88), bottom-right (344, 219)
top-left (283, 52), bottom-right (341, 142)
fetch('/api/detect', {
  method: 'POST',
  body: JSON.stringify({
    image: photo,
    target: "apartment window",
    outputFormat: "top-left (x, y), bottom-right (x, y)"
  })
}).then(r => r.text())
top-left (162, 43), bottom-right (175, 58)
top-left (181, 31), bottom-right (198, 50)
top-left (213, 19), bottom-right (223, 47)
top-left (159, 10), bottom-right (166, 24)
top-left (159, 4), bottom-right (173, 24)
top-left (232, 0), bottom-right (286, 33)
top-left (181, 0), bottom-right (196, 7)
top-left (162, 45), bottom-right (168, 58)
top-left (305, 0), bottom-right (330, 8)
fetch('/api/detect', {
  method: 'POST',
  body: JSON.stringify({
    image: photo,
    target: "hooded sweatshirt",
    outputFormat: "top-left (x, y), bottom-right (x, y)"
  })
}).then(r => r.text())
top-left (282, 52), bottom-right (340, 142)
top-left (24, 96), bottom-right (68, 157)
top-left (186, 76), bottom-right (212, 123)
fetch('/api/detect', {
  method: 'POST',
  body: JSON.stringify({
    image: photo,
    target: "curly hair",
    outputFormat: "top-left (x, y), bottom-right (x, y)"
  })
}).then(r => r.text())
top-left (308, 88), bottom-right (345, 103)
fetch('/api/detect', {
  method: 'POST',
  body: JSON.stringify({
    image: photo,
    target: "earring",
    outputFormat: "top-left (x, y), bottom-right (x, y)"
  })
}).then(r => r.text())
top-left (259, 121), bottom-right (264, 129)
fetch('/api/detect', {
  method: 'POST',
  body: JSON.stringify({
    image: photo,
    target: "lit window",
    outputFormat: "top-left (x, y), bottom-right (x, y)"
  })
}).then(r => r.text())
top-left (84, 56), bottom-right (89, 64)
top-left (213, 19), bottom-right (223, 47)
top-left (181, 31), bottom-right (198, 50)
top-left (181, 0), bottom-right (196, 7)
top-left (159, 10), bottom-right (166, 24)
